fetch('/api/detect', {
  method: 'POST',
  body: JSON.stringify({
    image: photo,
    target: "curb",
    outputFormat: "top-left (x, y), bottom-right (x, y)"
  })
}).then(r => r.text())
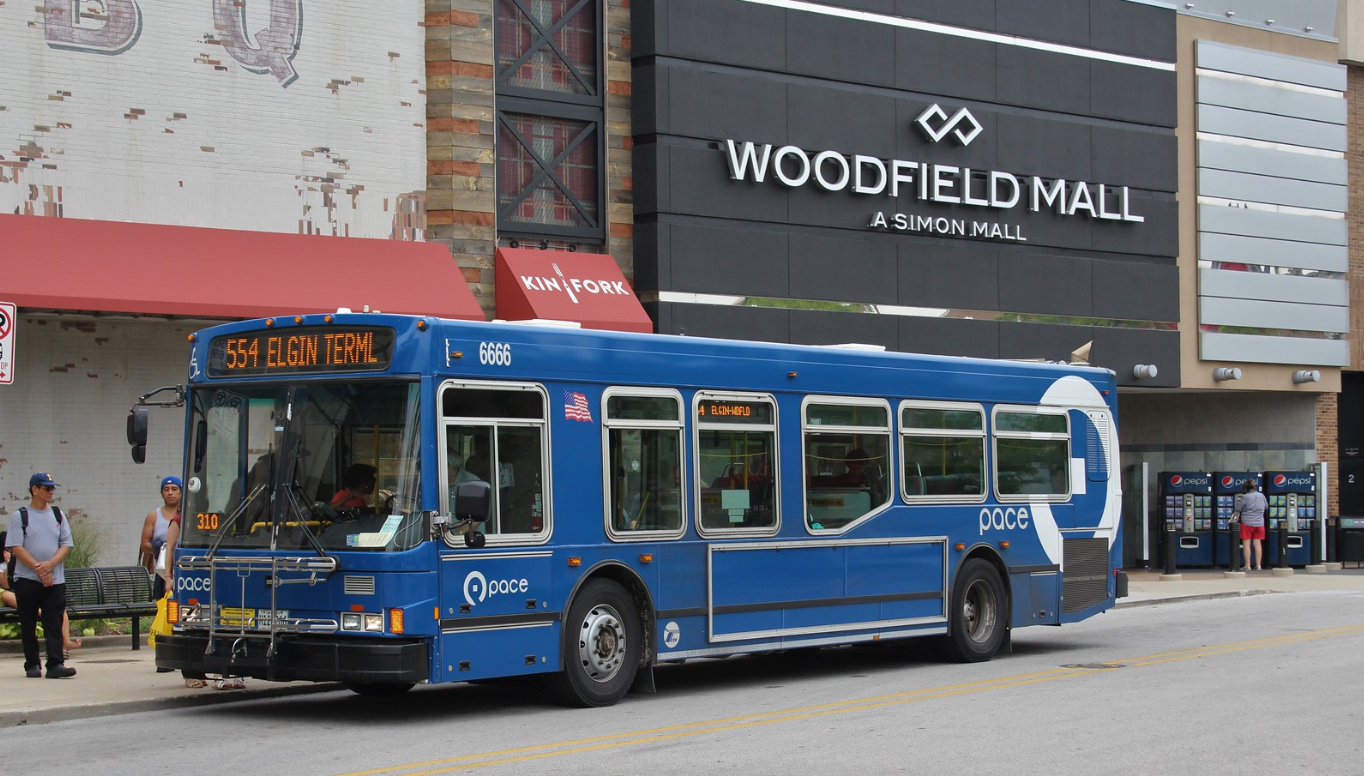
top-left (0, 634), bottom-right (139, 655)
top-left (0, 681), bottom-right (345, 728)
top-left (1115, 588), bottom-right (1278, 609)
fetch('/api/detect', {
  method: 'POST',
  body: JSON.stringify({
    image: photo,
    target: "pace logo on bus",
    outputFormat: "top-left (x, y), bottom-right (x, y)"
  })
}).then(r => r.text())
top-left (176, 575), bottom-right (212, 593)
top-left (979, 506), bottom-right (1030, 535)
top-left (463, 570), bottom-right (530, 607)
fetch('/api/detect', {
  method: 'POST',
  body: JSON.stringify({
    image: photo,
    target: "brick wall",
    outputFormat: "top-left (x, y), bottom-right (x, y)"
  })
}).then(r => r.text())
top-left (1351, 66), bottom-right (1364, 372)
top-left (1318, 391), bottom-right (1339, 517)
top-left (424, 0), bottom-right (635, 319)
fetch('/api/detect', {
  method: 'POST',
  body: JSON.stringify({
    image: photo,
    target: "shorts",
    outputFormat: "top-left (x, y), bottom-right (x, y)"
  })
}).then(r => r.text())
top-left (1240, 523), bottom-right (1266, 541)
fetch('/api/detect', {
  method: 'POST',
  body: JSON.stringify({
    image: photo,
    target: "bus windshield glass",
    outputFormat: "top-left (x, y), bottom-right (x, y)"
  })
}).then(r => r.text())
top-left (180, 381), bottom-right (424, 552)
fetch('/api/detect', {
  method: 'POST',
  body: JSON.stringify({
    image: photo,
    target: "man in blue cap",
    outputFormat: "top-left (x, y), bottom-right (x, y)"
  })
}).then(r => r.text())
top-left (5, 472), bottom-right (77, 678)
top-left (141, 475), bottom-right (182, 600)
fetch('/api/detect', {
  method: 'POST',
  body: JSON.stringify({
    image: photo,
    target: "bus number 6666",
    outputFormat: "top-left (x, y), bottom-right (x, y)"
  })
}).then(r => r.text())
top-left (479, 342), bottom-right (512, 366)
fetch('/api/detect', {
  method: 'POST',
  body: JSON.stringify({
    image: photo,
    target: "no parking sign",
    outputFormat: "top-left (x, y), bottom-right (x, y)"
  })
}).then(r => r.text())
top-left (0, 301), bottom-right (14, 385)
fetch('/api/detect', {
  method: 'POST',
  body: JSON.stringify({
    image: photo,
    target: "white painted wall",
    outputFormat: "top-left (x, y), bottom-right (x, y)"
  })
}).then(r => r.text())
top-left (0, 0), bottom-right (426, 238)
top-left (0, 316), bottom-right (198, 566)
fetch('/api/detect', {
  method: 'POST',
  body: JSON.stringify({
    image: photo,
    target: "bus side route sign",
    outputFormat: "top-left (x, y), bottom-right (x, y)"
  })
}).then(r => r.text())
top-left (0, 302), bottom-right (14, 385)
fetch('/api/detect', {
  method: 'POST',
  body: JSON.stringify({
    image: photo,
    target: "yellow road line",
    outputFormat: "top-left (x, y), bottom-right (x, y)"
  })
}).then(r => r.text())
top-left (333, 622), bottom-right (1364, 775)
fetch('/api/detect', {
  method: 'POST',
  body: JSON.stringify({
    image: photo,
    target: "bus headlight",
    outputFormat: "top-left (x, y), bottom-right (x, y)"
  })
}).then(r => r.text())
top-left (364, 614), bottom-right (384, 632)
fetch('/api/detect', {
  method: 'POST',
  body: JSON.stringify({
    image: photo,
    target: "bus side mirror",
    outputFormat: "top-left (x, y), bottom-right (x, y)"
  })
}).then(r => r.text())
top-left (455, 481), bottom-right (492, 523)
top-left (128, 408), bottom-right (148, 446)
top-left (128, 408), bottom-right (148, 463)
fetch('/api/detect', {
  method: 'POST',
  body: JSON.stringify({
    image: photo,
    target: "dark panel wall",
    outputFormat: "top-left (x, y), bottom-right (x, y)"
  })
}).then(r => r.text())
top-left (632, 0), bottom-right (1181, 386)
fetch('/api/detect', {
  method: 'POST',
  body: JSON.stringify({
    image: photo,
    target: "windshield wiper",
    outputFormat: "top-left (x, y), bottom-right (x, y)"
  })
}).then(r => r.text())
top-left (281, 482), bottom-right (332, 560)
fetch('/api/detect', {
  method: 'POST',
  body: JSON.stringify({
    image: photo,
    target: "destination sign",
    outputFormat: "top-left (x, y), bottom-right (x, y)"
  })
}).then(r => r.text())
top-left (207, 326), bottom-right (395, 377)
top-left (697, 399), bottom-right (773, 424)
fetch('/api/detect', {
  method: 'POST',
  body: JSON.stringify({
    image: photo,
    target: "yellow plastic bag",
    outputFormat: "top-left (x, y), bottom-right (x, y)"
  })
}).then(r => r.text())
top-left (148, 594), bottom-right (171, 649)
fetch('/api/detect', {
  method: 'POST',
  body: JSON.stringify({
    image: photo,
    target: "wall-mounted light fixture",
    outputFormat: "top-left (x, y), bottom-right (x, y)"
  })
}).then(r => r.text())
top-left (1132, 364), bottom-right (1158, 379)
top-left (1292, 370), bottom-right (1321, 384)
top-left (1213, 367), bottom-right (1241, 382)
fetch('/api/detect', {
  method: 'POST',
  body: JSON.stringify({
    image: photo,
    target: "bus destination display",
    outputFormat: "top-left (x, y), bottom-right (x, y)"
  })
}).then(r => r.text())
top-left (697, 399), bottom-right (772, 423)
top-left (207, 326), bottom-right (395, 377)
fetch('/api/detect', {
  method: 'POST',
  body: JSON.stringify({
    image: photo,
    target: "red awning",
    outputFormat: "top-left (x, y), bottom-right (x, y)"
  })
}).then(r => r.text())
top-left (494, 247), bottom-right (652, 333)
top-left (0, 214), bottom-right (485, 320)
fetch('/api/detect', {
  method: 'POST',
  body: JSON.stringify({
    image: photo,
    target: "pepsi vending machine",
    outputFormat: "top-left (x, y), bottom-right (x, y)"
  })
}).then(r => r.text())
top-left (1263, 470), bottom-right (1316, 567)
top-left (1160, 472), bottom-right (1214, 568)
top-left (1213, 472), bottom-right (1262, 569)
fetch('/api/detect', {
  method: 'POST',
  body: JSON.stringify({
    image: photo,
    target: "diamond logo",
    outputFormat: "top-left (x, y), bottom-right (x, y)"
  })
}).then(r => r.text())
top-left (915, 104), bottom-right (983, 146)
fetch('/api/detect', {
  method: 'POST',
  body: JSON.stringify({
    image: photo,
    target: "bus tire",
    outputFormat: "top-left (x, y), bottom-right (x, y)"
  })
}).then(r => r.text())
top-left (546, 579), bottom-right (641, 707)
top-left (344, 681), bottom-right (414, 697)
top-left (939, 558), bottom-right (1007, 663)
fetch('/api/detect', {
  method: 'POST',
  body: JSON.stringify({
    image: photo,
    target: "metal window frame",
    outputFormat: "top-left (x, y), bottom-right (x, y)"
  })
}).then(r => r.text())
top-left (495, 97), bottom-right (605, 243)
top-left (494, 0), bottom-right (603, 105)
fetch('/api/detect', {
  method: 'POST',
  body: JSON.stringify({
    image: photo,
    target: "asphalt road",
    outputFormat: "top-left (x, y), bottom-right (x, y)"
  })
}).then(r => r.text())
top-left (13, 590), bottom-right (1364, 775)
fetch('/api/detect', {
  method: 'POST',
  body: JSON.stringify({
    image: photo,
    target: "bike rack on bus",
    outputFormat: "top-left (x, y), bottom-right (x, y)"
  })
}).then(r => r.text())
top-left (178, 554), bottom-right (339, 664)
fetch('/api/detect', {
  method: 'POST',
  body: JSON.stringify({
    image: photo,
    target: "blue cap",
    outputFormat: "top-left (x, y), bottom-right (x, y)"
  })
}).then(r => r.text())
top-left (160, 476), bottom-right (183, 490)
top-left (29, 472), bottom-right (58, 488)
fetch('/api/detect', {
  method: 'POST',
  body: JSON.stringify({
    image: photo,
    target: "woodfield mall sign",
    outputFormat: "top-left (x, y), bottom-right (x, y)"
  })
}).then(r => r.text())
top-left (722, 104), bottom-right (1145, 243)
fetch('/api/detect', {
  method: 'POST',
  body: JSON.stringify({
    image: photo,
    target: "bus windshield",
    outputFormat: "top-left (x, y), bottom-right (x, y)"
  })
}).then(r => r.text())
top-left (180, 381), bottom-right (424, 552)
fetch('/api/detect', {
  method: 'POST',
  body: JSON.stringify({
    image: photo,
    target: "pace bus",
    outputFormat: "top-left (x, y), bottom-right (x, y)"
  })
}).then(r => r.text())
top-left (135, 311), bottom-right (1126, 706)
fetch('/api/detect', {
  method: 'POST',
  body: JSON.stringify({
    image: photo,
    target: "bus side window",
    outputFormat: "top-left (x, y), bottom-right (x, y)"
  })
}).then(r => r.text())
top-left (605, 391), bottom-right (684, 536)
top-left (803, 400), bottom-right (891, 531)
top-left (440, 383), bottom-right (549, 539)
top-left (695, 393), bottom-right (777, 533)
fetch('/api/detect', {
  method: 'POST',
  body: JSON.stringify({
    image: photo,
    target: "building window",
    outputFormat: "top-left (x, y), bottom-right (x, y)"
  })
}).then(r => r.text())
top-left (496, 0), bottom-right (598, 100)
top-left (495, 0), bottom-right (604, 242)
top-left (497, 108), bottom-right (599, 235)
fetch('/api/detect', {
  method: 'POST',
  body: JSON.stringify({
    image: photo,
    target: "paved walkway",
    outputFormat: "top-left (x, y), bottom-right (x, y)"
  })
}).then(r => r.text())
top-left (4, 565), bottom-right (1363, 727)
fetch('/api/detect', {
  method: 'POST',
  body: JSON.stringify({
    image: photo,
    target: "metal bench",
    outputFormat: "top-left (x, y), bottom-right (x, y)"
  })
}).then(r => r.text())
top-left (0, 566), bottom-right (158, 650)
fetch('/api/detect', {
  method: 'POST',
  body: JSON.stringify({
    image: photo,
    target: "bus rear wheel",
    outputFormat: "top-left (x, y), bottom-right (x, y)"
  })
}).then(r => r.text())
top-left (938, 558), bottom-right (1007, 663)
top-left (345, 681), bottom-right (414, 697)
top-left (546, 579), bottom-right (641, 707)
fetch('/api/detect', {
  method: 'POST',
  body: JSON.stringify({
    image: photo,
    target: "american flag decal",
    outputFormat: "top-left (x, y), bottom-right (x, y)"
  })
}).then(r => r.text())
top-left (563, 391), bottom-right (593, 422)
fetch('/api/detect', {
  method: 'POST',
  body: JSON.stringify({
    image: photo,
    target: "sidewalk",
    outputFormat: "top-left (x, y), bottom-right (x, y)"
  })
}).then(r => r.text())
top-left (4, 565), bottom-right (1363, 728)
top-left (0, 638), bottom-right (341, 728)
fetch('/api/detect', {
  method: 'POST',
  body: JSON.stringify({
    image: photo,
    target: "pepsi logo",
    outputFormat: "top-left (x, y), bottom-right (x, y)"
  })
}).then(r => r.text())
top-left (1274, 475), bottom-right (1286, 487)
top-left (1170, 475), bottom-right (1183, 486)
top-left (1221, 476), bottom-right (1234, 488)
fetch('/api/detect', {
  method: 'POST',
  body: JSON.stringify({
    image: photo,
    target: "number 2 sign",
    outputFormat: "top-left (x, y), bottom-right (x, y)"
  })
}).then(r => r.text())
top-left (0, 302), bottom-right (14, 385)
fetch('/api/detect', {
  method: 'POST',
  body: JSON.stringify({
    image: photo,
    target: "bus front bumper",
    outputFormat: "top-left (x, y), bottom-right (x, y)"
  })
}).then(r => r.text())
top-left (154, 632), bottom-right (429, 684)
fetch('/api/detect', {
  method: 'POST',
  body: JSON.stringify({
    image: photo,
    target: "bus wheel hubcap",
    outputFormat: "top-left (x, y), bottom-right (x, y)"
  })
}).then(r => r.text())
top-left (578, 604), bottom-right (626, 682)
top-left (964, 582), bottom-right (994, 643)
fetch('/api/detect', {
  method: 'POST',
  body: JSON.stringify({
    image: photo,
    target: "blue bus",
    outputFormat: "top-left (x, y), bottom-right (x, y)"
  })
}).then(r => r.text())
top-left (138, 311), bottom-right (1124, 706)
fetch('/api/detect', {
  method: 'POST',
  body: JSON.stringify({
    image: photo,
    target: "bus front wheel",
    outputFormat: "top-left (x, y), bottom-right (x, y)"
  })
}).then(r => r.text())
top-left (547, 579), bottom-right (641, 707)
top-left (939, 558), bottom-right (1007, 663)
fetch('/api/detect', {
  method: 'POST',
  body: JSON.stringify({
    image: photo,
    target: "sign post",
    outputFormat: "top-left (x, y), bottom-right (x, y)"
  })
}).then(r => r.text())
top-left (0, 302), bottom-right (14, 385)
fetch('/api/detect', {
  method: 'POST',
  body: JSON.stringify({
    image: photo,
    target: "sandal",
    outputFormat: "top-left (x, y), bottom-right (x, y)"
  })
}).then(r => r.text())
top-left (214, 677), bottom-right (246, 690)
top-left (185, 678), bottom-right (207, 689)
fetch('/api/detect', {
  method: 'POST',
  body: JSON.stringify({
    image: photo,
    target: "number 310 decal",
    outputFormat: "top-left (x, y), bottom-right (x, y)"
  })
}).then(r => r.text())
top-left (479, 342), bottom-right (512, 366)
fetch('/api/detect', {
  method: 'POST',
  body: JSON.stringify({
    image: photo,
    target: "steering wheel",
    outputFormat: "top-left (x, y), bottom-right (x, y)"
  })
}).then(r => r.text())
top-left (311, 500), bottom-right (340, 524)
